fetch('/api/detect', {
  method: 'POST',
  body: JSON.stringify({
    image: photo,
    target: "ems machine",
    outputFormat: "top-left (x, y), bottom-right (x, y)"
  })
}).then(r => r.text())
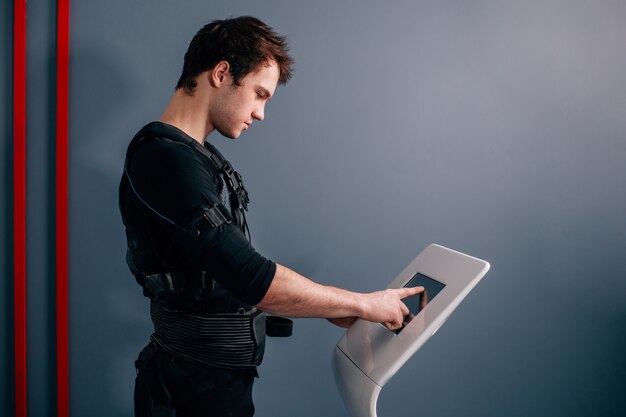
top-left (332, 244), bottom-right (490, 417)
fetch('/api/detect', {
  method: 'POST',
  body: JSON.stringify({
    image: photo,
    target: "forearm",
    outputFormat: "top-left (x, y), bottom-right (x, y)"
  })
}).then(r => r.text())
top-left (256, 263), bottom-right (365, 318)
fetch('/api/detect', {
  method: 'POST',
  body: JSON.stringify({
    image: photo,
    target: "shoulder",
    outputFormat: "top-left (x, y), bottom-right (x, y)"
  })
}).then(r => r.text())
top-left (130, 135), bottom-right (219, 182)
top-left (126, 122), bottom-right (213, 169)
top-left (135, 135), bottom-right (197, 161)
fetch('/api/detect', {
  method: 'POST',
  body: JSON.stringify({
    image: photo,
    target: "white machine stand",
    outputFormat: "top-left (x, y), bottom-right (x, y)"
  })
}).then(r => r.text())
top-left (332, 244), bottom-right (490, 417)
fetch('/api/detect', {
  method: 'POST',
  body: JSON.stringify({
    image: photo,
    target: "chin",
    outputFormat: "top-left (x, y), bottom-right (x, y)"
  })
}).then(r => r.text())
top-left (217, 127), bottom-right (240, 140)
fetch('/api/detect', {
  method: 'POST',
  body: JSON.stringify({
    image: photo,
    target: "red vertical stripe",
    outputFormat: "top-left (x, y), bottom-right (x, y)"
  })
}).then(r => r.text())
top-left (56, 1), bottom-right (70, 417)
top-left (13, 1), bottom-right (28, 417)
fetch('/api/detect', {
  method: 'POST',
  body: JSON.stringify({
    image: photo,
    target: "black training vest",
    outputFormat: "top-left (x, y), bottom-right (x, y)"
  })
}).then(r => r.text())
top-left (120, 124), bottom-right (252, 314)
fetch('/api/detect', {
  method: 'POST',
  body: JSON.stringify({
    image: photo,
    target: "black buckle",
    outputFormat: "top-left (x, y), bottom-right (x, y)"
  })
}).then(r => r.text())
top-left (209, 153), bottom-right (224, 170)
top-left (143, 272), bottom-right (182, 296)
top-left (185, 204), bottom-right (231, 237)
top-left (234, 171), bottom-right (244, 188)
top-left (202, 204), bottom-right (231, 228)
top-left (222, 162), bottom-right (234, 177)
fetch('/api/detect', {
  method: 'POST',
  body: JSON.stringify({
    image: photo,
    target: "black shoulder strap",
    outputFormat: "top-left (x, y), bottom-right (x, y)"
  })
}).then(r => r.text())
top-left (198, 141), bottom-right (251, 240)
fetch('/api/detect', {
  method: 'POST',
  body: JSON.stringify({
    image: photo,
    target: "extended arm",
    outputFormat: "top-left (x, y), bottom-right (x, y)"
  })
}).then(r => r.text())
top-left (125, 138), bottom-right (421, 330)
top-left (257, 263), bottom-right (423, 330)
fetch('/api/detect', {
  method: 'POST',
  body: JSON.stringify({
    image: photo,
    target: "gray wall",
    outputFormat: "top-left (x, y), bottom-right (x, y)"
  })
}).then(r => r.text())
top-left (3, 1), bottom-right (625, 416)
top-left (3, 1), bottom-right (58, 416)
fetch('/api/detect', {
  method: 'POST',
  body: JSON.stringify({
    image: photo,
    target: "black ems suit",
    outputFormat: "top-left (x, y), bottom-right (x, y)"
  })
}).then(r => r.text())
top-left (119, 122), bottom-right (281, 417)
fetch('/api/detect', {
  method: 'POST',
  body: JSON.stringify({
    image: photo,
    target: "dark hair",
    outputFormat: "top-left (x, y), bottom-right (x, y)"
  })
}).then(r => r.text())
top-left (176, 16), bottom-right (294, 93)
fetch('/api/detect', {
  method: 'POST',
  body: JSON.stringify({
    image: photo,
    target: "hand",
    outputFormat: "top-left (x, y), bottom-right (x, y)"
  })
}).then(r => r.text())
top-left (327, 317), bottom-right (358, 328)
top-left (360, 286), bottom-right (424, 330)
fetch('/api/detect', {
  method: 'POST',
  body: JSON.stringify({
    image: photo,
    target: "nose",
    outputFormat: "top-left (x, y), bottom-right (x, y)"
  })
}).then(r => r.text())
top-left (252, 103), bottom-right (265, 122)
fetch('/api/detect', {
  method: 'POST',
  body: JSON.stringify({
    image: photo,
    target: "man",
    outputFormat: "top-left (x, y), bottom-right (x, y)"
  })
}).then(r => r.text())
top-left (119, 16), bottom-right (423, 417)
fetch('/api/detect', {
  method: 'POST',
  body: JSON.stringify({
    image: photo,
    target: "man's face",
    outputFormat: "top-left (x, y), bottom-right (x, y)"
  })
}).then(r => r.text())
top-left (211, 61), bottom-right (280, 139)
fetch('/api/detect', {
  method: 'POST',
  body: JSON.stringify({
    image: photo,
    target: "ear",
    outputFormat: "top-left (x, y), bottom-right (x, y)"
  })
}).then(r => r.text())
top-left (210, 61), bottom-right (231, 87)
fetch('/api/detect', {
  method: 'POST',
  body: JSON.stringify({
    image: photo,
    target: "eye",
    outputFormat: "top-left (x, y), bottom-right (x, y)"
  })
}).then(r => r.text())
top-left (256, 90), bottom-right (271, 101)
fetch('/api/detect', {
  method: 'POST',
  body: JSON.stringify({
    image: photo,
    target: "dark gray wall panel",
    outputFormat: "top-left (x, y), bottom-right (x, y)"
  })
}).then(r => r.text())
top-left (68, 1), bottom-right (626, 417)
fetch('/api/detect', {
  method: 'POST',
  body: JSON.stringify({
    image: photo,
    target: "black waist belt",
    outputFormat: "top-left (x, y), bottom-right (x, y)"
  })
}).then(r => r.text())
top-left (150, 300), bottom-right (291, 370)
top-left (150, 300), bottom-right (266, 368)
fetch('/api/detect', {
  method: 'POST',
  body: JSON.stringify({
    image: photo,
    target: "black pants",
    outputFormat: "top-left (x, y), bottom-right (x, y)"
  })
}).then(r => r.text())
top-left (134, 342), bottom-right (257, 417)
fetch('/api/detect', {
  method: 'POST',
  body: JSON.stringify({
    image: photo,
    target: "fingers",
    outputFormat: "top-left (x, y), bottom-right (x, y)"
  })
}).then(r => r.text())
top-left (391, 314), bottom-right (404, 330)
top-left (395, 287), bottom-right (422, 329)
top-left (362, 286), bottom-right (425, 328)
top-left (384, 319), bottom-right (403, 331)
top-left (400, 300), bottom-right (409, 317)
top-left (398, 286), bottom-right (424, 299)
top-left (384, 300), bottom-right (411, 331)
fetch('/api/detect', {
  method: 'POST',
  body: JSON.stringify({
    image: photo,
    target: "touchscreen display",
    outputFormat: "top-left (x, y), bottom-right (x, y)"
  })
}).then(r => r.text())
top-left (392, 273), bottom-right (446, 334)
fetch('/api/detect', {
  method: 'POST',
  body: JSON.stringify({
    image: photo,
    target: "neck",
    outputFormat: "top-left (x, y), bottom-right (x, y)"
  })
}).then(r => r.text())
top-left (159, 89), bottom-right (214, 144)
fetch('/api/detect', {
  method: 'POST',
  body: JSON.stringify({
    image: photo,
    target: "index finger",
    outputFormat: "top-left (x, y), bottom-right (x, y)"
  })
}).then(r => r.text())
top-left (397, 286), bottom-right (424, 299)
